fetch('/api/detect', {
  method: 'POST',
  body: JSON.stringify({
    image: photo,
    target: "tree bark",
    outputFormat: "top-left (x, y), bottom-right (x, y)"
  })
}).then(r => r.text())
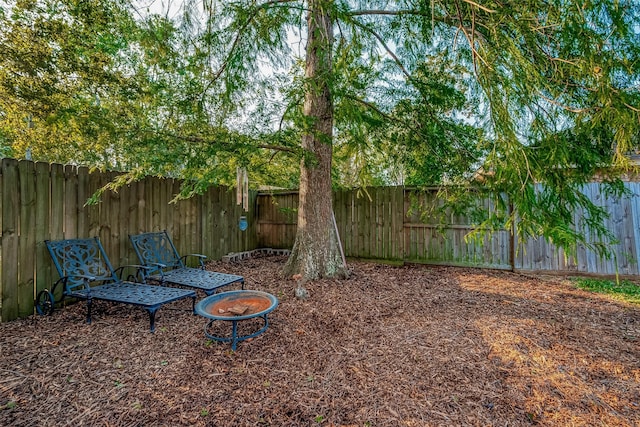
top-left (284, 0), bottom-right (348, 280)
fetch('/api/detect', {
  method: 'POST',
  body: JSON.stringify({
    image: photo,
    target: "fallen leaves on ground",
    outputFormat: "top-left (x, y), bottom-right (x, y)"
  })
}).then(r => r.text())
top-left (0, 257), bottom-right (638, 426)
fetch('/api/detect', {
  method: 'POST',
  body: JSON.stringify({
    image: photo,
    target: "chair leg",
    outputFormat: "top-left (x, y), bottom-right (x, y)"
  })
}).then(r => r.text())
top-left (86, 298), bottom-right (93, 324)
top-left (147, 308), bottom-right (159, 333)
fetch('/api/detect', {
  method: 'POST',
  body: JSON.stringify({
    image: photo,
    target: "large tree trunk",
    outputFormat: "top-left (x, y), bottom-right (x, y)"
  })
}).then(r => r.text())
top-left (284, 0), bottom-right (348, 280)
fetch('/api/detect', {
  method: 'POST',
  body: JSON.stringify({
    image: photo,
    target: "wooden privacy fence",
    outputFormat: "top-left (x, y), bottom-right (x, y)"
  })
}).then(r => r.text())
top-left (256, 184), bottom-right (640, 275)
top-left (3, 157), bottom-right (640, 323)
top-left (0, 159), bottom-right (256, 322)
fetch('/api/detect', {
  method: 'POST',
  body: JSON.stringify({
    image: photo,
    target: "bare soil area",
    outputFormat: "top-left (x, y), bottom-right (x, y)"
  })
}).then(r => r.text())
top-left (1, 256), bottom-right (638, 426)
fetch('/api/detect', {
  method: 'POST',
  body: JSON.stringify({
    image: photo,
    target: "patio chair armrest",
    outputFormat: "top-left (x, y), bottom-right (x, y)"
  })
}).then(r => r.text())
top-left (181, 253), bottom-right (207, 269)
top-left (69, 274), bottom-right (97, 282)
top-left (141, 262), bottom-right (168, 279)
top-left (64, 274), bottom-right (96, 293)
top-left (114, 264), bottom-right (153, 283)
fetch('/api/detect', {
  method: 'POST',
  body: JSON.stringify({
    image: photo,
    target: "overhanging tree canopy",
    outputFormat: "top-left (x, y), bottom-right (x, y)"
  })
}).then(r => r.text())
top-left (2, 0), bottom-right (639, 279)
top-left (182, 0), bottom-right (638, 278)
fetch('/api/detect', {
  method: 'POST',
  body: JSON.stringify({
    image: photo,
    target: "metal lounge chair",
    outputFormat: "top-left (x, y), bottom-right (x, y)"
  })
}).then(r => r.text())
top-left (38, 237), bottom-right (196, 332)
top-left (129, 230), bottom-right (245, 295)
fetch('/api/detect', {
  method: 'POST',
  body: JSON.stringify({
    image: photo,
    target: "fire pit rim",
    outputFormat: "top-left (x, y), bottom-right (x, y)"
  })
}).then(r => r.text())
top-left (195, 289), bottom-right (279, 321)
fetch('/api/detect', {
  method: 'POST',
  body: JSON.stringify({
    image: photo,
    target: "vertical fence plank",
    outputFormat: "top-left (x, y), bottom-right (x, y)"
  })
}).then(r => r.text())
top-left (173, 180), bottom-right (186, 257)
top-left (76, 166), bottom-right (89, 238)
top-left (356, 192), bottom-right (365, 257)
top-left (402, 189), bottom-right (411, 260)
top-left (193, 193), bottom-right (202, 256)
top-left (381, 187), bottom-right (389, 259)
top-left (119, 181), bottom-right (134, 265)
top-left (192, 194), bottom-right (201, 255)
top-left (34, 162), bottom-right (52, 304)
top-left (49, 164), bottom-right (64, 301)
top-left (216, 187), bottom-right (226, 255)
top-left (50, 164), bottom-right (64, 242)
top-left (0, 160), bottom-right (3, 320)
top-left (87, 169), bottom-right (101, 238)
top-left (201, 186), bottom-right (212, 257)
top-left (391, 187), bottom-right (403, 260)
top-left (99, 171), bottom-right (116, 261)
top-left (144, 176), bottom-right (153, 232)
top-left (63, 165), bottom-right (79, 239)
top-left (630, 183), bottom-right (640, 275)
top-left (334, 189), bottom-right (347, 257)
top-left (149, 177), bottom-right (157, 232)
top-left (227, 187), bottom-right (240, 253)
top-left (255, 192), bottom-right (265, 248)
top-left (1, 159), bottom-right (19, 321)
top-left (117, 180), bottom-right (128, 266)
top-left (17, 161), bottom-right (36, 317)
top-left (182, 191), bottom-right (196, 264)
top-left (157, 177), bottom-right (166, 232)
top-left (210, 187), bottom-right (223, 258)
top-left (134, 179), bottom-right (146, 235)
top-left (166, 179), bottom-right (176, 235)
top-left (363, 189), bottom-right (371, 258)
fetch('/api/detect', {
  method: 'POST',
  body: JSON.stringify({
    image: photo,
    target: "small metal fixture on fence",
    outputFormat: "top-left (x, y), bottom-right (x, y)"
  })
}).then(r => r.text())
top-left (237, 167), bottom-right (249, 231)
top-left (239, 216), bottom-right (248, 231)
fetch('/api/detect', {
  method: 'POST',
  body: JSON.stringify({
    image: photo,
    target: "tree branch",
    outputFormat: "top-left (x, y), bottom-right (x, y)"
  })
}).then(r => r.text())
top-left (200, 0), bottom-right (299, 100)
top-left (349, 9), bottom-right (430, 17)
top-left (536, 93), bottom-right (590, 114)
top-left (157, 131), bottom-right (299, 154)
top-left (344, 95), bottom-right (393, 121)
top-left (347, 19), bottom-right (412, 80)
top-left (452, 0), bottom-right (491, 72)
top-left (349, 0), bottom-right (497, 17)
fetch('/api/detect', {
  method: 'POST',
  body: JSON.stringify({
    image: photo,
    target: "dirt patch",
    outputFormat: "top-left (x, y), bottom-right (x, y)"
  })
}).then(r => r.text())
top-left (0, 257), bottom-right (638, 426)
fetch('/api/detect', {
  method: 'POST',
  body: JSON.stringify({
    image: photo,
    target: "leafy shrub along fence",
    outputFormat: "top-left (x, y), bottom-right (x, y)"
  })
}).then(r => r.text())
top-left (0, 159), bottom-right (256, 322)
top-left (2, 158), bottom-right (640, 322)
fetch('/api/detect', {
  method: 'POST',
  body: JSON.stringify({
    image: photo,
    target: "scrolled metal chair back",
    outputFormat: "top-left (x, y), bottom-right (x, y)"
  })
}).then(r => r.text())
top-left (130, 231), bottom-right (183, 270)
top-left (45, 238), bottom-right (118, 292)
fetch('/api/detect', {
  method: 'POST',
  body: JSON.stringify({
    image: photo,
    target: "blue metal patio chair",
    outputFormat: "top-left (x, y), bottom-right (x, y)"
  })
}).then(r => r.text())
top-left (129, 230), bottom-right (244, 295)
top-left (38, 237), bottom-right (196, 332)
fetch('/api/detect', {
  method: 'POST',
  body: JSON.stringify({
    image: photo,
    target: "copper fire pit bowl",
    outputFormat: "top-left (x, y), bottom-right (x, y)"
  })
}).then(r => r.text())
top-left (195, 290), bottom-right (278, 350)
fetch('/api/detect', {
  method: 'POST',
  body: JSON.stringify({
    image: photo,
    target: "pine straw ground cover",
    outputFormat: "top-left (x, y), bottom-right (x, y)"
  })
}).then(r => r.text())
top-left (1, 256), bottom-right (639, 427)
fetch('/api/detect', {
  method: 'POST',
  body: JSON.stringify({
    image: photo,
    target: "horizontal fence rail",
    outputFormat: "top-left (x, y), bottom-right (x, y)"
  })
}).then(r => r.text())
top-left (2, 157), bottom-right (640, 323)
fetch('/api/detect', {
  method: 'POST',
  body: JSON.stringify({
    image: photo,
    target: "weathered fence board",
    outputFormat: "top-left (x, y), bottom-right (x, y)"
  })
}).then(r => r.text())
top-left (3, 157), bottom-right (640, 324)
top-left (0, 159), bottom-right (260, 323)
top-left (1, 159), bottom-right (19, 321)
top-left (513, 183), bottom-right (640, 275)
top-left (402, 189), bottom-right (512, 269)
top-left (258, 187), bottom-right (406, 260)
top-left (34, 163), bottom-right (52, 308)
top-left (257, 185), bottom-right (640, 274)
top-left (0, 160), bottom-right (3, 320)
top-left (256, 191), bottom-right (298, 249)
top-left (18, 161), bottom-right (36, 317)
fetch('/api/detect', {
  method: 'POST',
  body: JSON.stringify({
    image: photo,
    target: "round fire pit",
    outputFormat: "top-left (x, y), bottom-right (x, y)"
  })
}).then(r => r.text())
top-left (195, 290), bottom-right (278, 350)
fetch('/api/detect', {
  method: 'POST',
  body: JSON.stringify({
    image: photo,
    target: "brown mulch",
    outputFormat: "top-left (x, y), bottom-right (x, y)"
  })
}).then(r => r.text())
top-left (1, 256), bottom-right (639, 427)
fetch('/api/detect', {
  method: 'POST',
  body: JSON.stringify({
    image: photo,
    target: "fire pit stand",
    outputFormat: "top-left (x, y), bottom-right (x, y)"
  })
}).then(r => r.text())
top-left (195, 290), bottom-right (278, 351)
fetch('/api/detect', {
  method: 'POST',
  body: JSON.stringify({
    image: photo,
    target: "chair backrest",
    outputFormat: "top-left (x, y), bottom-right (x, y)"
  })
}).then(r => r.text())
top-left (129, 231), bottom-right (185, 270)
top-left (45, 237), bottom-right (119, 293)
